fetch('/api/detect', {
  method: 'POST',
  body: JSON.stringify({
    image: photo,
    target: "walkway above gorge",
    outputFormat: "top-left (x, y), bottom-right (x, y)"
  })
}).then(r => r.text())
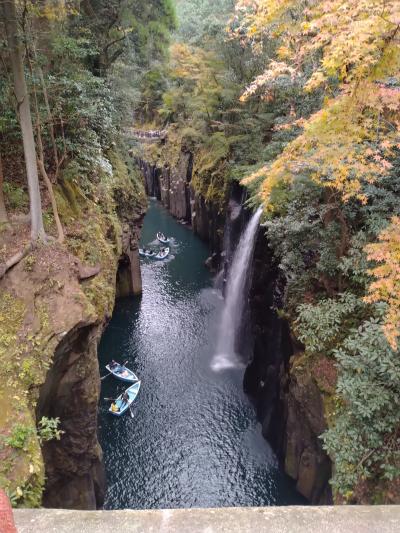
top-left (124, 127), bottom-right (168, 142)
top-left (14, 505), bottom-right (400, 532)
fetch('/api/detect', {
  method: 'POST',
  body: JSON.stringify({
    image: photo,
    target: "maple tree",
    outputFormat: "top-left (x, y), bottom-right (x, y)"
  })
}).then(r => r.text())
top-left (231, 0), bottom-right (400, 499)
top-left (235, 0), bottom-right (400, 334)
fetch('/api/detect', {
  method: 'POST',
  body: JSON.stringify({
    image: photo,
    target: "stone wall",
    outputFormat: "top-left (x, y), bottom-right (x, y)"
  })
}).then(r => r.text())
top-left (14, 506), bottom-right (400, 533)
top-left (37, 323), bottom-right (105, 509)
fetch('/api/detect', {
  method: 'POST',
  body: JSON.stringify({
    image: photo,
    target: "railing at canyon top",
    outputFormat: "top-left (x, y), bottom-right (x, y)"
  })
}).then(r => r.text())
top-left (13, 506), bottom-right (400, 533)
top-left (124, 127), bottom-right (168, 142)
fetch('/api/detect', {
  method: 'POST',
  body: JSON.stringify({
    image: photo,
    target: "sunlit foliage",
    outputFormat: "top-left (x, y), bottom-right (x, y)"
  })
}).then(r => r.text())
top-left (232, 0), bottom-right (400, 499)
top-left (365, 218), bottom-right (400, 350)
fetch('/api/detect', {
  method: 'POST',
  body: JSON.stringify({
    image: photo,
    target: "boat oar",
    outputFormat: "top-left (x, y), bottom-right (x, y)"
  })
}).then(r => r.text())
top-left (129, 404), bottom-right (134, 419)
top-left (104, 397), bottom-right (118, 401)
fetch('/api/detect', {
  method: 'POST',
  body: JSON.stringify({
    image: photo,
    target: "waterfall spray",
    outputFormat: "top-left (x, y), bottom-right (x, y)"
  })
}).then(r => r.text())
top-left (211, 206), bottom-right (263, 371)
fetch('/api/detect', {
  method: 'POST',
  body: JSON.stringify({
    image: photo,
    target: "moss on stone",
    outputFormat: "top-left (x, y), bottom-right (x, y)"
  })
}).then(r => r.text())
top-left (0, 292), bottom-right (25, 361)
top-left (139, 123), bottom-right (230, 210)
top-left (0, 149), bottom-right (145, 506)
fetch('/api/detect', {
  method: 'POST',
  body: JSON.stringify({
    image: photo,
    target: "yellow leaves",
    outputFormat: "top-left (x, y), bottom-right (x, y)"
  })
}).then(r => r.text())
top-left (242, 88), bottom-right (399, 211)
top-left (170, 43), bottom-right (221, 85)
top-left (276, 45), bottom-right (291, 60)
top-left (241, 165), bottom-right (268, 186)
top-left (305, 70), bottom-right (327, 92)
top-left (29, 0), bottom-right (76, 22)
top-left (365, 218), bottom-right (400, 350)
top-left (240, 60), bottom-right (300, 101)
top-left (302, 0), bottom-right (400, 87)
top-left (235, 0), bottom-right (400, 218)
top-left (235, 0), bottom-right (400, 95)
top-left (248, 25), bottom-right (259, 36)
top-left (240, 163), bottom-right (290, 214)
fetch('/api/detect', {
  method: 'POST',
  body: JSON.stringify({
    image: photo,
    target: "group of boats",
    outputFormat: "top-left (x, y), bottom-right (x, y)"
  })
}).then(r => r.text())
top-left (139, 232), bottom-right (171, 260)
top-left (104, 361), bottom-right (141, 417)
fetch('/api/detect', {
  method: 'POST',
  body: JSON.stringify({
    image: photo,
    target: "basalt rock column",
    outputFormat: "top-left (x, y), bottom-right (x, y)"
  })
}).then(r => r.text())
top-left (245, 228), bottom-right (332, 504)
top-left (38, 324), bottom-right (105, 509)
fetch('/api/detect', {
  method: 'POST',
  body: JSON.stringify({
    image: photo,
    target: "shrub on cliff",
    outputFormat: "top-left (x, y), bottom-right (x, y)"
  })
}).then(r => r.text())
top-left (323, 317), bottom-right (400, 499)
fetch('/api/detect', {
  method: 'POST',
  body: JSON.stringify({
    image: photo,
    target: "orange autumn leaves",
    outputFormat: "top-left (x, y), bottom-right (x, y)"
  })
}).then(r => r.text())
top-left (366, 218), bottom-right (400, 350)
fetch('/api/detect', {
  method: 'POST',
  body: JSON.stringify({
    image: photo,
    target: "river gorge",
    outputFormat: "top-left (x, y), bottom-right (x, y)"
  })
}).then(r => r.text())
top-left (98, 200), bottom-right (303, 509)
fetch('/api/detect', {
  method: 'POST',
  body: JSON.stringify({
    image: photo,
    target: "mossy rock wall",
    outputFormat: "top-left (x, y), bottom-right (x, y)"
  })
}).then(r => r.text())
top-left (0, 150), bottom-right (146, 508)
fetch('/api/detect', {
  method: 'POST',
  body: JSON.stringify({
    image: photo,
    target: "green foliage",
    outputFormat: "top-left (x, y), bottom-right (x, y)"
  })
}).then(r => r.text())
top-left (37, 417), bottom-right (63, 444)
top-left (175, 0), bottom-right (235, 46)
top-left (323, 317), bottom-right (400, 497)
top-left (7, 482), bottom-right (42, 509)
top-left (296, 293), bottom-right (365, 354)
top-left (3, 183), bottom-right (29, 211)
top-left (5, 424), bottom-right (34, 450)
top-left (23, 255), bottom-right (36, 273)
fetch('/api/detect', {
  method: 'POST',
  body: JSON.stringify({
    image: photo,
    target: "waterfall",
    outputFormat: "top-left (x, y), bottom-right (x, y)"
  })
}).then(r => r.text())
top-left (211, 206), bottom-right (263, 371)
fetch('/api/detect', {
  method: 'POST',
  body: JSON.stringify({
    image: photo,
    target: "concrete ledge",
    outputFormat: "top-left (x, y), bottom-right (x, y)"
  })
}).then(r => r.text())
top-left (14, 506), bottom-right (400, 533)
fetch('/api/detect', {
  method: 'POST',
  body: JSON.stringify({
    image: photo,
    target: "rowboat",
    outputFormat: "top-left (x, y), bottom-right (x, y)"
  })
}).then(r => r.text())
top-left (154, 247), bottom-right (170, 260)
top-left (139, 248), bottom-right (156, 258)
top-left (156, 232), bottom-right (170, 244)
top-left (109, 381), bottom-right (141, 416)
top-left (106, 363), bottom-right (139, 383)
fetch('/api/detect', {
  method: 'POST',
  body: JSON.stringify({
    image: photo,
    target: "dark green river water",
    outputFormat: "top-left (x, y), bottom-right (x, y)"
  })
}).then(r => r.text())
top-left (98, 200), bottom-right (303, 509)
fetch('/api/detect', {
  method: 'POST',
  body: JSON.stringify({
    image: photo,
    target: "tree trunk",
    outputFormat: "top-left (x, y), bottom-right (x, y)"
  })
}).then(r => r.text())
top-left (2, 0), bottom-right (46, 242)
top-left (0, 153), bottom-right (8, 224)
top-left (29, 54), bottom-right (65, 243)
top-left (37, 64), bottom-right (59, 170)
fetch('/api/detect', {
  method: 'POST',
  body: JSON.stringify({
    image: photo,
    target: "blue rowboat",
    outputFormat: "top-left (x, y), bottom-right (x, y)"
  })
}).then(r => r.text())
top-left (109, 381), bottom-right (141, 416)
top-left (154, 247), bottom-right (170, 260)
top-left (157, 232), bottom-right (170, 245)
top-left (106, 363), bottom-right (139, 383)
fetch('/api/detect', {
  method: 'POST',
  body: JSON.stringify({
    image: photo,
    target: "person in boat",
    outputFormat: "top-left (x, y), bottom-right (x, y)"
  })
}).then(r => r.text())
top-left (110, 360), bottom-right (119, 370)
top-left (121, 391), bottom-right (129, 407)
top-left (111, 402), bottom-right (119, 413)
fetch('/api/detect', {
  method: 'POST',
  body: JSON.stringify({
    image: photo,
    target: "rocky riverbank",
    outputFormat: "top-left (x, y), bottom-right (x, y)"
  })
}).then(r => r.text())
top-left (134, 126), bottom-right (227, 264)
top-left (0, 150), bottom-right (146, 509)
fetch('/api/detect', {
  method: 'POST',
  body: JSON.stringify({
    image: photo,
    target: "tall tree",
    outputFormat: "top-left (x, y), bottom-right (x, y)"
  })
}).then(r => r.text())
top-left (0, 152), bottom-right (8, 223)
top-left (2, 0), bottom-right (45, 241)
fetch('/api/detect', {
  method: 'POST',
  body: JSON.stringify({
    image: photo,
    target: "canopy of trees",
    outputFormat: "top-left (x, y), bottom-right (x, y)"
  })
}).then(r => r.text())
top-left (0, 0), bottom-right (175, 259)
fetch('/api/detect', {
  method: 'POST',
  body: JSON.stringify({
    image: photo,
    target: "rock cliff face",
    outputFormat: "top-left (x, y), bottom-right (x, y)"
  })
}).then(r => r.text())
top-left (137, 150), bottom-right (225, 259)
top-left (244, 225), bottom-right (332, 504)
top-left (0, 151), bottom-right (146, 509)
